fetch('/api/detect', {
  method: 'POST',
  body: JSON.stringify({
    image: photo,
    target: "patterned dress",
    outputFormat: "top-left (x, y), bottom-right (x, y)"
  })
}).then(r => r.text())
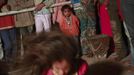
top-left (74, 0), bottom-right (96, 54)
top-left (108, 0), bottom-right (127, 60)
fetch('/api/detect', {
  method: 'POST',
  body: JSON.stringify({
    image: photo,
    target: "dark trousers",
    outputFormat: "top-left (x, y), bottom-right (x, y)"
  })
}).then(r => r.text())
top-left (0, 28), bottom-right (16, 60)
top-left (121, 0), bottom-right (134, 64)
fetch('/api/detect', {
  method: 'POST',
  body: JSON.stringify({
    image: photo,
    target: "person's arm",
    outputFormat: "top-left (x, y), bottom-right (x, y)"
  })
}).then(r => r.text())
top-left (42, 0), bottom-right (55, 8)
top-left (35, 0), bottom-right (55, 11)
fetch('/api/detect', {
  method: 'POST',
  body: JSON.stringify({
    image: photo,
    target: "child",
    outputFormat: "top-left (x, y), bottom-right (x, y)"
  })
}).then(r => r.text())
top-left (59, 5), bottom-right (80, 39)
top-left (23, 31), bottom-right (88, 75)
top-left (34, 0), bottom-right (55, 33)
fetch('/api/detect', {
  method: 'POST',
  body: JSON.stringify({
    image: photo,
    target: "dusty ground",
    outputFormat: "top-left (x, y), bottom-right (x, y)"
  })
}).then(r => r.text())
top-left (82, 54), bottom-right (134, 75)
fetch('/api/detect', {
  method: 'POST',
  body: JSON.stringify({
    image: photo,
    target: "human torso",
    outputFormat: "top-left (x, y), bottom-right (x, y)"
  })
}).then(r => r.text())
top-left (0, 5), bottom-right (14, 29)
top-left (34, 0), bottom-right (50, 15)
top-left (59, 15), bottom-right (79, 36)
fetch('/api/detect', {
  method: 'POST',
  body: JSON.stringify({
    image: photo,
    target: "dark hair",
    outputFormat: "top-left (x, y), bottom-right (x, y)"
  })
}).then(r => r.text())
top-left (23, 31), bottom-right (79, 69)
top-left (61, 5), bottom-right (72, 14)
top-left (87, 61), bottom-right (125, 75)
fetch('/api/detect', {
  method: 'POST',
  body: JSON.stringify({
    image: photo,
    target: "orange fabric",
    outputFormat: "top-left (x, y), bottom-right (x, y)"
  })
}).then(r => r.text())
top-left (59, 14), bottom-right (79, 36)
top-left (0, 15), bottom-right (15, 28)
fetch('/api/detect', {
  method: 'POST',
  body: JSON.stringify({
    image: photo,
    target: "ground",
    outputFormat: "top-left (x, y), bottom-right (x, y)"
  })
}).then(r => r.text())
top-left (82, 54), bottom-right (134, 75)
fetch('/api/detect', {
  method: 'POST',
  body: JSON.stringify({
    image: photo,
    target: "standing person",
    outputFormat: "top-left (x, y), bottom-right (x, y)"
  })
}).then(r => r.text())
top-left (120, 0), bottom-right (134, 64)
top-left (0, 0), bottom-right (16, 62)
top-left (74, 0), bottom-right (96, 55)
top-left (107, 0), bottom-right (127, 61)
top-left (23, 31), bottom-right (88, 75)
top-left (59, 5), bottom-right (80, 56)
top-left (59, 5), bottom-right (80, 40)
top-left (8, 0), bottom-right (35, 34)
top-left (8, 0), bottom-right (35, 58)
top-left (0, 0), bottom-right (5, 60)
top-left (34, 0), bottom-right (55, 33)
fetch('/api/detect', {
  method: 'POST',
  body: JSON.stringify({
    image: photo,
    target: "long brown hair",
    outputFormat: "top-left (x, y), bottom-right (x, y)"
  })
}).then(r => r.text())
top-left (23, 31), bottom-right (79, 70)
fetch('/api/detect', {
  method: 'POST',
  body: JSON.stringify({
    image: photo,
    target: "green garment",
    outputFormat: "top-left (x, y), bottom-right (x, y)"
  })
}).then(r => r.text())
top-left (74, 0), bottom-right (96, 54)
top-left (36, 0), bottom-right (55, 14)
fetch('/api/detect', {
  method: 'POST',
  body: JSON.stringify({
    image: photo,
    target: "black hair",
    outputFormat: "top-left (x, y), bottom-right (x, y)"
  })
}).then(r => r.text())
top-left (61, 5), bottom-right (73, 15)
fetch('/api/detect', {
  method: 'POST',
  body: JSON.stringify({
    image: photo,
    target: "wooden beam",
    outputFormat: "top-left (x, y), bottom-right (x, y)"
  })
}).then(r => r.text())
top-left (0, 1), bottom-right (71, 16)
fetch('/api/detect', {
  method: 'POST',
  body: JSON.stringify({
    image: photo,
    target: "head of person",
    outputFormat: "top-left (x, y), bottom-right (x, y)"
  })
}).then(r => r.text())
top-left (23, 31), bottom-right (79, 75)
top-left (87, 61), bottom-right (125, 75)
top-left (61, 5), bottom-right (72, 17)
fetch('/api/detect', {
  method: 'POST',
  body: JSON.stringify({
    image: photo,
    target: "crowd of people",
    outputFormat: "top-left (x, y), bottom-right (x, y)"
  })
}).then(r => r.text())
top-left (0, 0), bottom-right (134, 75)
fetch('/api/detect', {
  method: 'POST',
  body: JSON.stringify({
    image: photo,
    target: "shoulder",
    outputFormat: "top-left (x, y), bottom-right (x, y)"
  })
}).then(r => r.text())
top-left (72, 15), bottom-right (79, 21)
